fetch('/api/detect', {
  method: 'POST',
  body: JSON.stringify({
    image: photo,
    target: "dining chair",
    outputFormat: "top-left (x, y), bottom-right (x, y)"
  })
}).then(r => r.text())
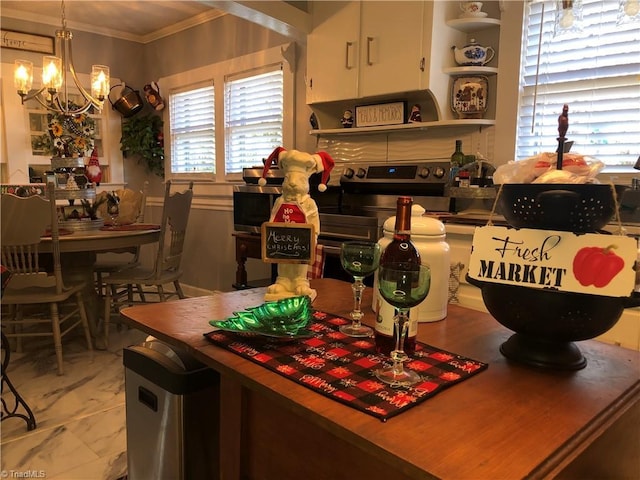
top-left (102, 181), bottom-right (194, 346)
top-left (93, 181), bottom-right (149, 296)
top-left (1, 183), bottom-right (93, 375)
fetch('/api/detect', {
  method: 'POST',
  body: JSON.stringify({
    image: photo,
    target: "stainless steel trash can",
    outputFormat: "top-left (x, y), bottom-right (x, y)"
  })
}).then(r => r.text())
top-left (124, 339), bottom-right (219, 480)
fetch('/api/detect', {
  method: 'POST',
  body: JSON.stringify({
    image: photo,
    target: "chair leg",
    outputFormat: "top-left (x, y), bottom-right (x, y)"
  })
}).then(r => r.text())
top-left (15, 306), bottom-right (24, 353)
top-left (175, 280), bottom-right (186, 299)
top-left (75, 291), bottom-right (93, 354)
top-left (49, 302), bottom-right (64, 376)
top-left (96, 271), bottom-right (104, 296)
top-left (104, 286), bottom-right (113, 349)
top-left (157, 284), bottom-right (166, 302)
top-left (136, 284), bottom-right (146, 302)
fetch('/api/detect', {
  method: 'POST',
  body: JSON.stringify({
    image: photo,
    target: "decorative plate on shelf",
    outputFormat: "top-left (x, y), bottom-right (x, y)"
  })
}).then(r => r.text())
top-left (451, 76), bottom-right (489, 119)
top-left (209, 295), bottom-right (314, 339)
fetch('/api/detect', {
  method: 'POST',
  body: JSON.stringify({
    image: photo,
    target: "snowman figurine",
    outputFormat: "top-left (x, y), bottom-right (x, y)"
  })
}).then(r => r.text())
top-left (258, 146), bottom-right (335, 301)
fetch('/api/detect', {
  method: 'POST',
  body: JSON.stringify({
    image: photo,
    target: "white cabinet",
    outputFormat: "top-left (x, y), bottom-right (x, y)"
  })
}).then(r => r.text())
top-left (306, 1), bottom-right (432, 104)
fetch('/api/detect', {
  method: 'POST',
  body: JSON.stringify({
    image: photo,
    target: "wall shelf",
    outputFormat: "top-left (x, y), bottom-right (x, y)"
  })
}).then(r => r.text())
top-left (446, 18), bottom-right (501, 32)
top-left (309, 119), bottom-right (495, 136)
top-left (444, 66), bottom-right (498, 76)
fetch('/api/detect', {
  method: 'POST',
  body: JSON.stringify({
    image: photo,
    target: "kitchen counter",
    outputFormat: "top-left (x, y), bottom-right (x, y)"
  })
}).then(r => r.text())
top-left (120, 279), bottom-right (640, 479)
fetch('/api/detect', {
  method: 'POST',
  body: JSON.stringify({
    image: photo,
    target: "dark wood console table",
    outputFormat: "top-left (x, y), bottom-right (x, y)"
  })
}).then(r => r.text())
top-left (120, 279), bottom-right (640, 480)
top-left (232, 232), bottom-right (276, 289)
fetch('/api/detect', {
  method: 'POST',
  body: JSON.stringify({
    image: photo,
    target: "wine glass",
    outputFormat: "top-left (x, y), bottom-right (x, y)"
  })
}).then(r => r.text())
top-left (375, 262), bottom-right (431, 387)
top-left (339, 241), bottom-right (381, 337)
top-left (106, 191), bottom-right (120, 226)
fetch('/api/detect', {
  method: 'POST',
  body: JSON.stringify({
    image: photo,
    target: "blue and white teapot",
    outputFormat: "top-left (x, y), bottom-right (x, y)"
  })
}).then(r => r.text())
top-left (452, 39), bottom-right (495, 66)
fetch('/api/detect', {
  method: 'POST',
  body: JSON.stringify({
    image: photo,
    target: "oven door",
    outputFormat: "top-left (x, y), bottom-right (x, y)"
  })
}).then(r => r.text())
top-left (233, 185), bottom-right (281, 233)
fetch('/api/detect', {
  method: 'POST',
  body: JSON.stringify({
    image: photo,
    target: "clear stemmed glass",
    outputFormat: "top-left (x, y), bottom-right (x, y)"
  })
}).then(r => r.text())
top-left (106, 191), bottom-right (120, 226)
top-left (375, 262), bottom-right (431, 387)
top-left (339, 241), bottom-right (382, 337)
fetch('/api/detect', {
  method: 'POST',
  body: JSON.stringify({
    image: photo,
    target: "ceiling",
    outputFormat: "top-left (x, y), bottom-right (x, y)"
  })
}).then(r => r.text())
top-left (1, 1), bottom-right (228, 43)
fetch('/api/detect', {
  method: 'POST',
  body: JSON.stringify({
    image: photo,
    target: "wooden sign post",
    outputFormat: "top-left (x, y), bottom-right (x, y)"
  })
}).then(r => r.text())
top-left (261, 222), bottom-right (316, 264)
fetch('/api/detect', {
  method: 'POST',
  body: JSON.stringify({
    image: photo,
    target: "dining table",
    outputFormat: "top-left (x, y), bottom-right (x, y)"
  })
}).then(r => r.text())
top-left (119, 278), bottom-right (640, 480)
top-left (39, 225), bottom-right (161, 339)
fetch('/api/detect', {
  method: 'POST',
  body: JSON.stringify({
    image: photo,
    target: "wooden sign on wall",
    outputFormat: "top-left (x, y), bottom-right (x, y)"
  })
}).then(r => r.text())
top-left (1, 29), bottom-right (55, 54)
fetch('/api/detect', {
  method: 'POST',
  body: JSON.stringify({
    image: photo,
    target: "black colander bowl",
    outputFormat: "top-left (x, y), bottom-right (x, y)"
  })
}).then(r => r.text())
top-left (467, 275), bottom-right (639, 370)
top-left (496, 183), bottom-right (619, 232)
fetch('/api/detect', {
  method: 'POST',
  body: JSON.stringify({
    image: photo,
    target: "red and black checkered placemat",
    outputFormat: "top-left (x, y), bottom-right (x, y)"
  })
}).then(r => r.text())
top-left (204, 310), bottom-right (488, 421)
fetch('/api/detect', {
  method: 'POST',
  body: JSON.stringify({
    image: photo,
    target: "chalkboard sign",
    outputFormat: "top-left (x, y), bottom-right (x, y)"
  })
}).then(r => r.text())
top-left (261, 222), bottom-right (316, 264)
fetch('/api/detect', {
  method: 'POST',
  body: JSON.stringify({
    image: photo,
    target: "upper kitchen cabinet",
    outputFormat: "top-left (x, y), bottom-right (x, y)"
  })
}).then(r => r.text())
top-left (306, 1), bottom-right (436, 104)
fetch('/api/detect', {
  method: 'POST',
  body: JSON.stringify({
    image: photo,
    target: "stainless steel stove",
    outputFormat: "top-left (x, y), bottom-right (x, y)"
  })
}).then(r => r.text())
top-left (234, 161), bottom-right (452, 246)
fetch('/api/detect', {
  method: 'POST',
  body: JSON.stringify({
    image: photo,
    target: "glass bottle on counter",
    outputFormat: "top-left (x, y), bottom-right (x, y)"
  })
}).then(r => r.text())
top-left (450, 139), bottom-right (465, 184)
top-left (374, 196), bottom-right (421, 356)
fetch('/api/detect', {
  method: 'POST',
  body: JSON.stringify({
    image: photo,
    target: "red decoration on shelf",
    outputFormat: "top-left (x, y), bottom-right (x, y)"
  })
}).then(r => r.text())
top-left (86, 148), bottom-right (102, 185)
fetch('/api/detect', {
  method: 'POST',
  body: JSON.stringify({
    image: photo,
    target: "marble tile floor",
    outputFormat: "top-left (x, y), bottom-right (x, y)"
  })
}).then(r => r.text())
top-left (1, 327), bottom-right (148, 480)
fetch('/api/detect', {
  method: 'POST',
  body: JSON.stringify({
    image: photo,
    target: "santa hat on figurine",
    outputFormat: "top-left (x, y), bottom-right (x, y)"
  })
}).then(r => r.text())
top-left (258, 146), bottom-right (335, 192)
top-left (312, 151), bottom-right (335, 192)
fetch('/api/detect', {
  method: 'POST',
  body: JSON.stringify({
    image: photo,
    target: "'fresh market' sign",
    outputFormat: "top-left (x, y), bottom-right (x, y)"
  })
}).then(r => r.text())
top-left (468, 226), bottom-right (637, 298)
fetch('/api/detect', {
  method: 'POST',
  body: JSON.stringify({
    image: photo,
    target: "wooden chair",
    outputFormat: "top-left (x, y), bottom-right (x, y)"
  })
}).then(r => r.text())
top-left (93, 181), bottom-right (149, 296)
top-left (103, 181), bottom-right (194, 346)
top-left (1, 183), bottom-right (93, 375)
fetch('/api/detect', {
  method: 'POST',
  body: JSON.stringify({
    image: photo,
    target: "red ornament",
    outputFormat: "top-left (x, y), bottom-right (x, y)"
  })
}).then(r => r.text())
top-left (86, 148), bottom-right (102, 185)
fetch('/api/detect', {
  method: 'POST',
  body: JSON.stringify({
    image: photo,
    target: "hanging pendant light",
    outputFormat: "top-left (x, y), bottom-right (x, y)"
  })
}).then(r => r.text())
top-left (13, 0), bottom-right (109, 116)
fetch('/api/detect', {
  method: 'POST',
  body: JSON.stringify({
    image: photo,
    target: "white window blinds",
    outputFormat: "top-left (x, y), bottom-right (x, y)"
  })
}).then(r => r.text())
top-left (516, 0), bottom-right (640, 169)
top-left (225, 65), bottom-right (283, 173)
top-left (169, 84), bottom-right (215, 174)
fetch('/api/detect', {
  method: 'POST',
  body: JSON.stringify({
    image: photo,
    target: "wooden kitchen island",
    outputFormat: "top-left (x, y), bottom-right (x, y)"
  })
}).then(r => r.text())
top-left (120, 278), bottom-right (639, 479)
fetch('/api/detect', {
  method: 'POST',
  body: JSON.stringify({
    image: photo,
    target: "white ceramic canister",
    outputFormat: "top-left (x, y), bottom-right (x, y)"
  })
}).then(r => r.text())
top-left (372, 205), bottom-right (450, 322)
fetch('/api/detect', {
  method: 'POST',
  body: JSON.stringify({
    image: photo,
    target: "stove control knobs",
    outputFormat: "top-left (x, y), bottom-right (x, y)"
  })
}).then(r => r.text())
top-left (356, 168), bottom-right (367, 178)
top-left (418, 167), bottom-right (430, 178)
top-left (343, 167), bottom-right (355, 179)
top-left (433, 167), bottom-right (446, 179)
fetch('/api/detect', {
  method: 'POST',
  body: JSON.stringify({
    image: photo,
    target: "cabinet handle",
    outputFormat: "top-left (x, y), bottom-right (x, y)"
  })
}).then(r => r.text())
top-left (366, 37), bottom-right (374, 66)
top-left (345, 42), bottom-right (354, 69)
top-left (420, 57), bottom-right (425, 72)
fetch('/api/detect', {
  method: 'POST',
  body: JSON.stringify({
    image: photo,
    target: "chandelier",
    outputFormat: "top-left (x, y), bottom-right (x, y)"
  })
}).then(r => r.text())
top-left (13, 0), bottom-right (110, 116)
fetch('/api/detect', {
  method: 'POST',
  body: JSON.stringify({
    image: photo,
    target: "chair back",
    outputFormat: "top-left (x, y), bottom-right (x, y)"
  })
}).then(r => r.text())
top-left (1, 183), bottom-right (64, 293)
top-left (152, 181), bottom-right (194, 279)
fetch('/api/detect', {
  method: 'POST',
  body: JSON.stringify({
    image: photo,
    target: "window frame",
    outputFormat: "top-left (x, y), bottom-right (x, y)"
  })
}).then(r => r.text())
top-left (161, 43), bottom-right (294, 183)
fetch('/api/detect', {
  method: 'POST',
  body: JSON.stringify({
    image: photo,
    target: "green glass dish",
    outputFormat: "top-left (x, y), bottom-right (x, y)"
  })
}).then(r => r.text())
top-left (209, 295), bottom-right (313, 338)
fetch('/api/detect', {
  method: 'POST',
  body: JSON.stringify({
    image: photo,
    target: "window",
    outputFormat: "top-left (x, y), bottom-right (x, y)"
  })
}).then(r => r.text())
top-left (164, 44), bottom-right (292, 180)
top-left (170, 84), bottom-right (215, 174)
top-left (225, 65), bottom-right (283, 173)
top-left (516, 0), bottom-right (640, 170)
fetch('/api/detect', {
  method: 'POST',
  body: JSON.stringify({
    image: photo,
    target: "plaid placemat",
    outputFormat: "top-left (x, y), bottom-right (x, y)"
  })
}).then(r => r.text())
top-left (204, 310), bottom-right (488, 421)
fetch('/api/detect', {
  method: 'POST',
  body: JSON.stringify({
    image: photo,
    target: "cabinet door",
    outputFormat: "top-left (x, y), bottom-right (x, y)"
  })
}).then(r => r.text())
top-left (306, 1), bottom-right (360, 104)
top-left (359, 1), bottom-right (429, 98)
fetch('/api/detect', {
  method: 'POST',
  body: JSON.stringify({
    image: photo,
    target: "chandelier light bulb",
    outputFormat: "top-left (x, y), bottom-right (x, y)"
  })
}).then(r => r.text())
top-left (91, 65), bottom-right (110, 101)
top-left (624, 0), bottom-right (639, 16)
top-left (42, 56), bottom-right (62, 91)
top-left (14, 60), bottom-right (33, 95)
top-left (560, 9), bottom-right (575, 28)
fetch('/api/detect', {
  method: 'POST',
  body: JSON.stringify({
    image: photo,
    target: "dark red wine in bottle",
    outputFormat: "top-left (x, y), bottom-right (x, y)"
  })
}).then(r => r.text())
top-left (374, 196), bottom-right (421, 356)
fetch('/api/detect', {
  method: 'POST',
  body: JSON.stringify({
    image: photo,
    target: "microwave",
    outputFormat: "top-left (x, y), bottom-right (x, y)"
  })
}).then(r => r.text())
top-left (233, 184), bottom-right (282, 233)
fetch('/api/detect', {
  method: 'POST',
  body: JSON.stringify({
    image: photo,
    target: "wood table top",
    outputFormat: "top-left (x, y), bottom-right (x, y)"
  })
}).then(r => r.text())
top-left (39, 227), bottom-right (160, 253)
top-left (120, 278), bottom-right (640, 479)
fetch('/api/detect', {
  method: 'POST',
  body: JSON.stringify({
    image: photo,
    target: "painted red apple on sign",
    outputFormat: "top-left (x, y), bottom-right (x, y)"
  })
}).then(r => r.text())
top-left (572, 245), bottom-right (624, 288)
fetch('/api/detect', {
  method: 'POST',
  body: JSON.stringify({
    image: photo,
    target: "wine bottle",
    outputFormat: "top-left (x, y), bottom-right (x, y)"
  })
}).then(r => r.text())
top-left (374, 196), bottom-right (421, 356)
top-left (450, 139), bottom-right (465, 183)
